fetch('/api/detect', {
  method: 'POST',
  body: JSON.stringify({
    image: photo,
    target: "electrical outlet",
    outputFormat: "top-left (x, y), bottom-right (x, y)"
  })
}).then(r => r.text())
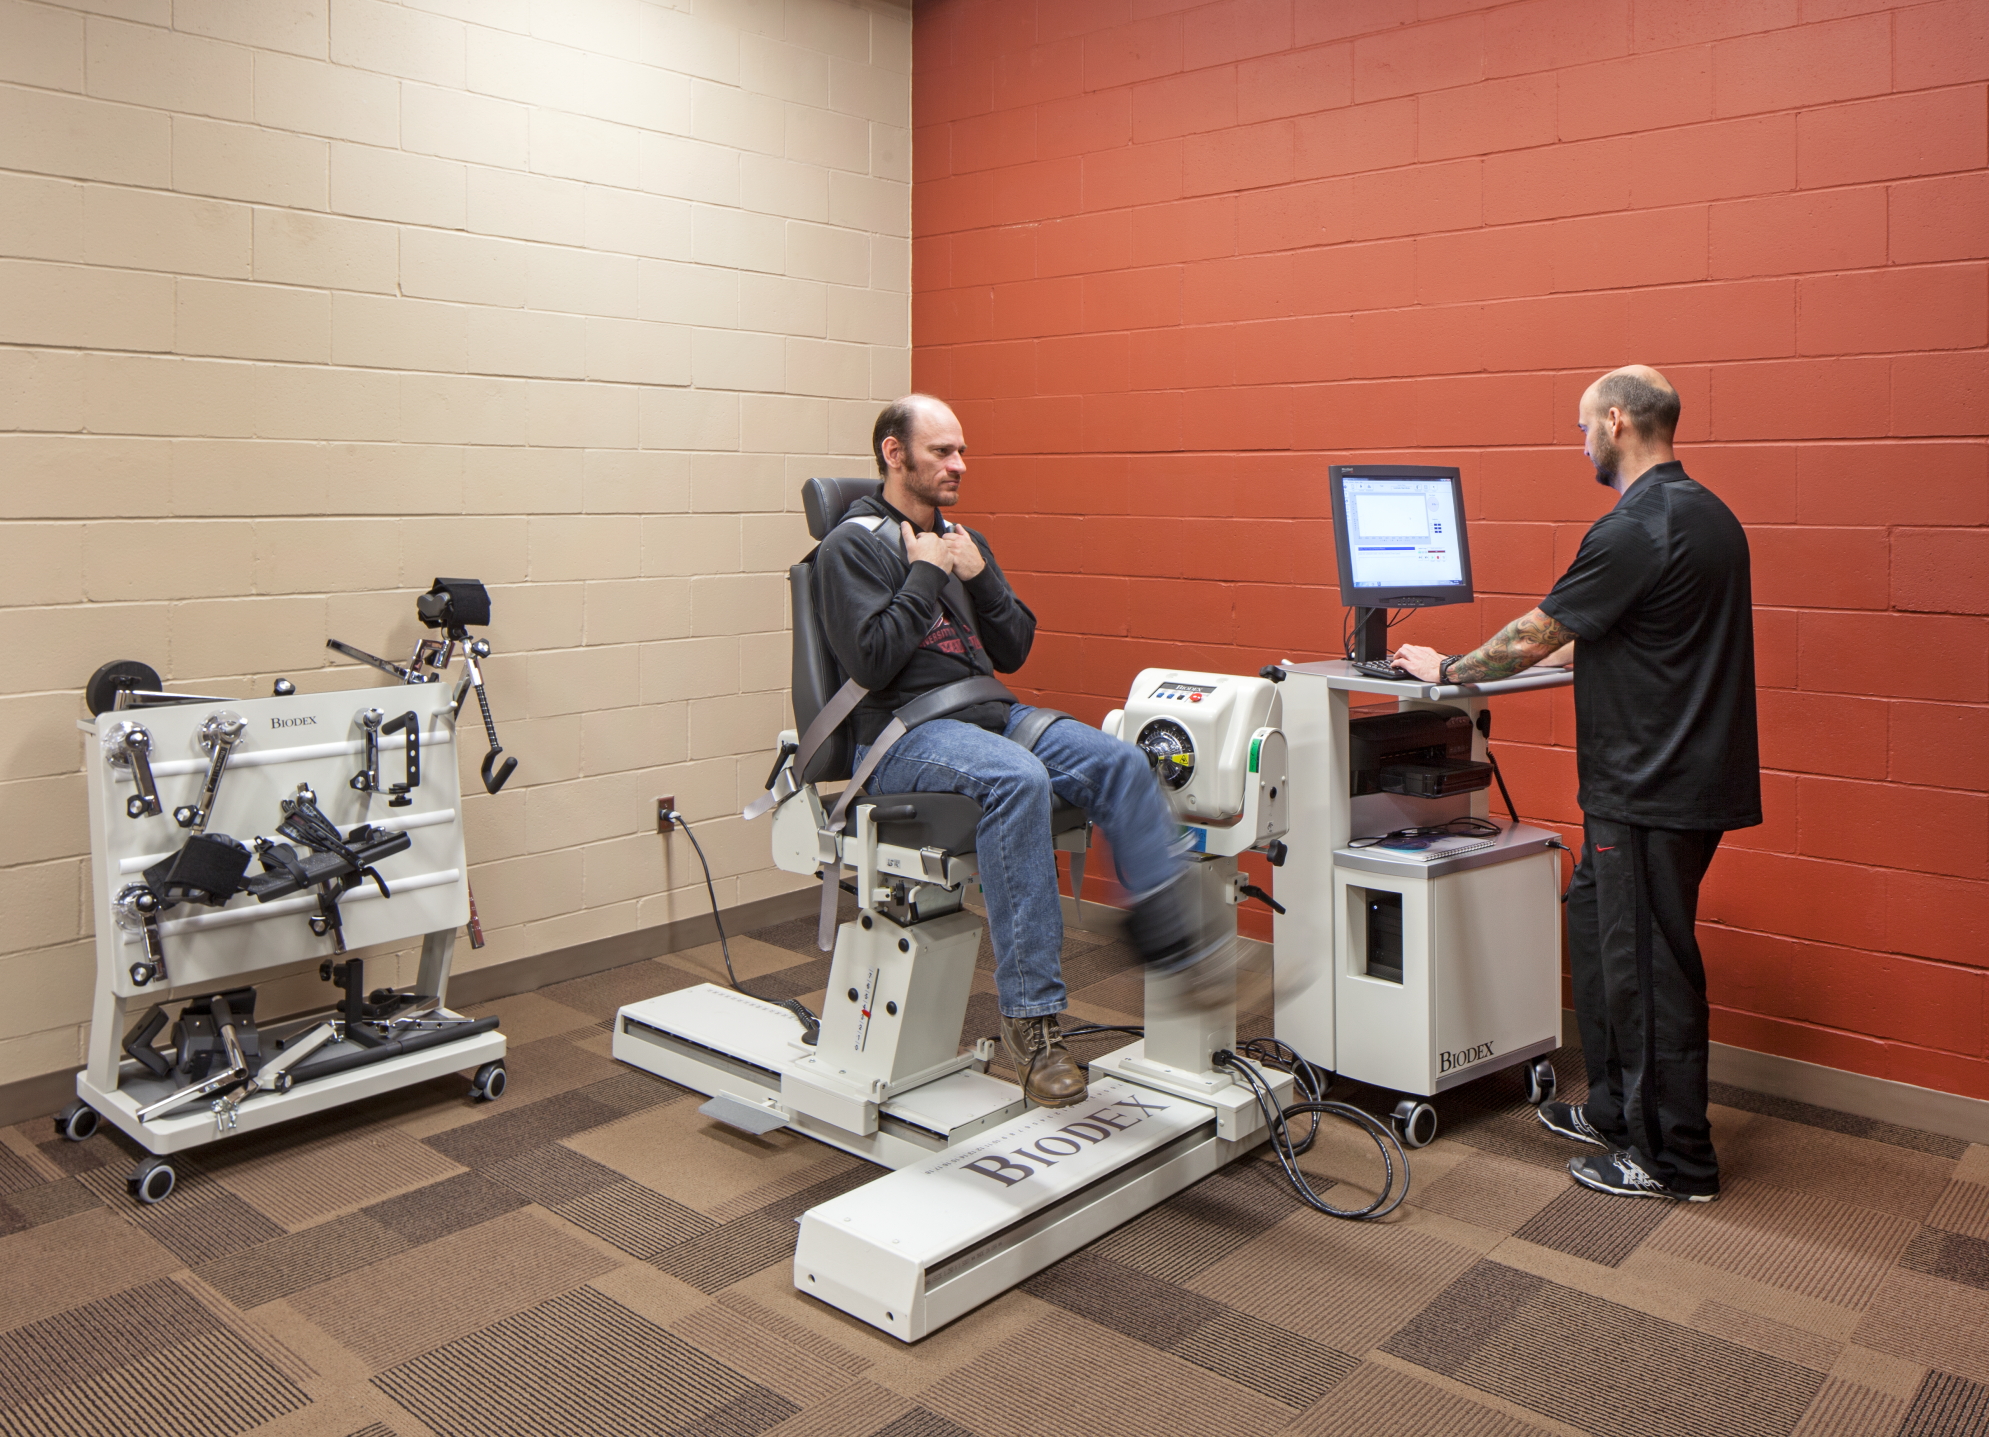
top-left (657, 796), bottom-right (677, 833)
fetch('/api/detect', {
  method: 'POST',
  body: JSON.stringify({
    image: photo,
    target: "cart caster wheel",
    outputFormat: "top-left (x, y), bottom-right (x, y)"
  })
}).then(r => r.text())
top-left (471, 1062), bottom-right (506, 1102)
top-left (1524, 1056), bottom-right (1558, 1107)
top-left (55, 1101), bottom-right (99, 1143)
top-left (1392, 1099), bottom-right (1438, 1149)
top-left (130, 1157), bottom-right (176, 1205)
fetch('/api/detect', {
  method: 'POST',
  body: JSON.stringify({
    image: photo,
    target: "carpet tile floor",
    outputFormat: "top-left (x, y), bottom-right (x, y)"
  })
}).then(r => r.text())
top-left (2, 911), bottom-right (1986, 1437)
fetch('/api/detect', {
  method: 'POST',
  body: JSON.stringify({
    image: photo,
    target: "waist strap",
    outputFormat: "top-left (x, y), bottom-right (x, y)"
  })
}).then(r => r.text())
top-left (814, 675), bottom-right (1015, 949)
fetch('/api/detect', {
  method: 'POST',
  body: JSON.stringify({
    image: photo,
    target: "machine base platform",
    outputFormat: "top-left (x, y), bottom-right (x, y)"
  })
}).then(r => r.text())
top-left (613, 983), bottom-right (1028, 1169)
top-left (613, 983), bottom-right (1297, 1341)
top-left (795, 1064), bottom-right (1289, 1341)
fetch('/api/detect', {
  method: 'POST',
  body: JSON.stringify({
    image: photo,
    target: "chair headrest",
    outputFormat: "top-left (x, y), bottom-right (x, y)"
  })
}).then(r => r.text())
top-left (803, 477), bottom-right (885, 540)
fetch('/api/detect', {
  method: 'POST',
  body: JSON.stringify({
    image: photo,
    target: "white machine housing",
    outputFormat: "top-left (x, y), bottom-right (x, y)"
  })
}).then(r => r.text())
top-left (1268, 662), bottom-right (1571, 1108)
top-left (615, 665), bottom-right (1293, 1341)
top-left (1103, 668), bottom-right (1288, 859)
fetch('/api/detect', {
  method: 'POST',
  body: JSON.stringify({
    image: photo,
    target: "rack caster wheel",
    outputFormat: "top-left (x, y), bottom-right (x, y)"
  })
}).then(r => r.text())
top-left (1524, 1056), bottom-right (1558, 1106)
top-left (55, 1101), bottom-right (99, 1143)
top-left (130, 1156), bottom-right (176, 1205)
top-left (1392, 1099), bottom-right (1438, 1149)
top-left (471, 1062), bottom-right (507, 1102)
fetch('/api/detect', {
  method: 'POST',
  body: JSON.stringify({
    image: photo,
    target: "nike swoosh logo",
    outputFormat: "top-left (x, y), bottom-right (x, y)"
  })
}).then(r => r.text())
top-left (1594, 845), bottom-right (1616, 852)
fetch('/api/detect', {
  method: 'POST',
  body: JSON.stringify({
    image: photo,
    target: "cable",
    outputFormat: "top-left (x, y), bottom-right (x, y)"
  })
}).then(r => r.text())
top-left (994, 1021), bottom-right (1412, 1218)
top-left (1215, 1037), bottom-right (1413, 1220)
top-left (666, 810), bottom-right (741, 991)
top-left (668, 809), bottom-right (820, 1043)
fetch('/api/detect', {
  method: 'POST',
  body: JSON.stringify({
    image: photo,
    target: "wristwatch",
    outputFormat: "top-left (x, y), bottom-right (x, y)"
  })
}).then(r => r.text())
top-left (1438, 655), bottom-right (1461, 685)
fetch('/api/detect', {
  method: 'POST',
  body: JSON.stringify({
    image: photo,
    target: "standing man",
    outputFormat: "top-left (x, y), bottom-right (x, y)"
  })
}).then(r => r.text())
top-left (1394, 365), bottom-right (1758, 1202)
top-left (813, 395), bottom-right (1197, 1108)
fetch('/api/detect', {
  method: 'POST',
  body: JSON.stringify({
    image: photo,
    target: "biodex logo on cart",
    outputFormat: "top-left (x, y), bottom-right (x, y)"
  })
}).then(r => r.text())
top-left (957, 1091), bottom-right (1173, 1188)
top-left (1440, 1040), bottom-right (1496, 1073)
top-left (270, 715), bottom-right (319, 729)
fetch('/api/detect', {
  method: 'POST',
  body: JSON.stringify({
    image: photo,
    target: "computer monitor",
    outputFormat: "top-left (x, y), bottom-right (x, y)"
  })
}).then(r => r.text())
top-left (1328, 465), bottom-right (1474, 659)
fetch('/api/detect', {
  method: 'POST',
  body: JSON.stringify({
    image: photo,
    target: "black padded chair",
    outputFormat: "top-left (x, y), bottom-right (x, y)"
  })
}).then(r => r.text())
top-left (791, 478), bottom-right (1087, 862)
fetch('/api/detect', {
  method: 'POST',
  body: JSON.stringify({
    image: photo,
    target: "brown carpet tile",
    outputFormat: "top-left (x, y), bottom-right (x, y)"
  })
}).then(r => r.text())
top-left (4, 915), bottom-right (1986, 1436)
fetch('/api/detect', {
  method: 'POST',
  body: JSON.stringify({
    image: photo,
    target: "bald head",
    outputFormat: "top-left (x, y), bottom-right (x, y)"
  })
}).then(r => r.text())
top-left (872, 394), bottom-right (956, 478)
top-left (1583, 365), bottom-right (1679, 443)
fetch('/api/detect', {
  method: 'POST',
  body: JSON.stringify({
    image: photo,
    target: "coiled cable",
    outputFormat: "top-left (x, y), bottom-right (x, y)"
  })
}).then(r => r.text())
top-left (1216, 1036), bottom-right (1413, 1221)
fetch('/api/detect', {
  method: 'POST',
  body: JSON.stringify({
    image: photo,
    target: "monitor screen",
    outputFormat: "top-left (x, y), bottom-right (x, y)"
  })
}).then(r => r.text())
top-left (1328, 465), bottom-right (1474, 607)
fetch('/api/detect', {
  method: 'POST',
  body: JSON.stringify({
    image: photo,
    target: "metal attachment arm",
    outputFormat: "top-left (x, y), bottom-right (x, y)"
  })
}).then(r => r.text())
top-left (113, 882), bottom-right (168, 986)
top-left (350, 707), bottom-right (385, 794)
top-left (381, 710), bottom-right (420, 806)
top-left (174, 710), bottom-right (246, 832)
top-left (104, 721), bottom-right (163, 819)
top-left (211, 1021), bottom-right (338, 1133)
top-left (326, 638), bottom-right (436, 685)
top-left (460, 641), bottom-right (516, 794)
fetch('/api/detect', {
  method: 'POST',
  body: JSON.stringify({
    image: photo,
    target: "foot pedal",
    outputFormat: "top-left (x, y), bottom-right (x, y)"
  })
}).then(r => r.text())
top-left (698, 1092), bottom-right (789, 1136)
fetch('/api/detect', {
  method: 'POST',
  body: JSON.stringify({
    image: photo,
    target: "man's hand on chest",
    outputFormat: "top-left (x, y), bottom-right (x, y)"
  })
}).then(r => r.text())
top-left (940, 527), bottom-right (984, 580)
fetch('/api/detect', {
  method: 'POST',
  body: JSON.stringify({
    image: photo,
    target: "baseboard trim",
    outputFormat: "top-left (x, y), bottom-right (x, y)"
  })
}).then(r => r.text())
top-left (1562, 1008), bottom-right (1989, 1147)
top-left (0, 886), bottom-right (823, 1131)
top-left (445, 886), bottom-right (822, 1008)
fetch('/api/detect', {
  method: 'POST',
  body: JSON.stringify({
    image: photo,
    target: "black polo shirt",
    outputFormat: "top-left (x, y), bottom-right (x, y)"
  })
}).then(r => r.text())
top-left (1540, 462), bottom-right (1761, 831)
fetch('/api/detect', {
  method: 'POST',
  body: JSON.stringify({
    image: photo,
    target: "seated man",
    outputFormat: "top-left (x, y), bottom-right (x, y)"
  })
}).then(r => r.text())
top-left (815, 394), bottom-right (1190, 1108)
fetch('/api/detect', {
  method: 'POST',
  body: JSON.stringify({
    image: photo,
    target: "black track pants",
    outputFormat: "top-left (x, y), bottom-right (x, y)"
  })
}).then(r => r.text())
top-left (1565, 816), bottom-right (1724, 1195)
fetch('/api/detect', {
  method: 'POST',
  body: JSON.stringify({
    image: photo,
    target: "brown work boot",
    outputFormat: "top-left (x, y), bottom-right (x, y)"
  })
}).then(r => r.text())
top-left (1000, 1013), bottom-right (1087, 1108)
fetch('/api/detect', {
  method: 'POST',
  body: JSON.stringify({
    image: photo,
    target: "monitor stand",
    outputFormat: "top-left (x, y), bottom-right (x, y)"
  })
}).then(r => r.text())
top-left (1352, 607), bottom-right (1390, 662)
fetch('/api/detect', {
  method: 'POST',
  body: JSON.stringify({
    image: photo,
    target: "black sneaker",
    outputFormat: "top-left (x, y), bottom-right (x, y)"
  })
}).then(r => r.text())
top-left (1569, 1150), bottom-right (1717, 1202)
top-left (1536, 1100), bottom-right (1607, 1148)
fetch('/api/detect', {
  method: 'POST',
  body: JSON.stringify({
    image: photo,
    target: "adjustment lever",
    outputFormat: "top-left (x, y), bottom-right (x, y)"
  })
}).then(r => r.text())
top-left (174, 711), bottom-right (246, 832)
top-left (114, 882), bottom-right (169, 986)
top-left (103, 721), bottom-right (163, 819)
top-left (350, 708), bottom-right (385, 795)
top-left (381, 710), bottom-right (420, 806)
top-left (1238, 882), bottom-right (1286, 915)
top-left (762, 741), bottom-right (798, 793)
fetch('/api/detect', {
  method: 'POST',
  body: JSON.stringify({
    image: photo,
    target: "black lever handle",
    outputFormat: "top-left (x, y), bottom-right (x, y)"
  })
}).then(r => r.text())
top-left (1239, 882), bottom-right (1286, 915)
top-left (481, 747), bottom-right (516, 795)
top-left (868, 804), bottom-right (917, 822)
top-left (762, 740), bottom-right (799, 792)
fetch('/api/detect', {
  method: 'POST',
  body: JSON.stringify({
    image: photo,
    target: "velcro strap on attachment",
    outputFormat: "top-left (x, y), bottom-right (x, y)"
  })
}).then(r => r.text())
top-left (1007, 706), bottom-right (1075, 754)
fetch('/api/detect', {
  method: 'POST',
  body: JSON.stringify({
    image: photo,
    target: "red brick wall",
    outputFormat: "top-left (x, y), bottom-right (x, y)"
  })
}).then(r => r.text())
top-left (910, 0), bottom-right (1989, 1097)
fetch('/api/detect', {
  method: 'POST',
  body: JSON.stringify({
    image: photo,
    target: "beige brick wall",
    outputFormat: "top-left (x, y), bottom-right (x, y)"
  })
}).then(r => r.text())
top-left (0, 0), bottom-right (912, 1088)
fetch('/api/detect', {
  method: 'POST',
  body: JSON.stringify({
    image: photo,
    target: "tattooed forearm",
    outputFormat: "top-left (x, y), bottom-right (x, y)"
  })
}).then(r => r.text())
top-left (1448, 608), bottom-right (1576, 683)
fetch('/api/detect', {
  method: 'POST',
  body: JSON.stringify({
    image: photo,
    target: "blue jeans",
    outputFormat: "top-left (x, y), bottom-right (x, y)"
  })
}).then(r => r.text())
top-left (856, 705), bottom-right (1184, 1018)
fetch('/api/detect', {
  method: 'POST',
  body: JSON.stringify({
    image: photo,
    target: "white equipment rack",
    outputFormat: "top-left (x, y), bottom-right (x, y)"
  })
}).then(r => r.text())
top-left (73, 679), bottom-right (502, 1194)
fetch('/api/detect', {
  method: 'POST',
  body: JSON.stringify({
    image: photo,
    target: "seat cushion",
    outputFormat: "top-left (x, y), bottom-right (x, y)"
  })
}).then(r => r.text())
top-left (844, 793), bottom-right (1087, 854)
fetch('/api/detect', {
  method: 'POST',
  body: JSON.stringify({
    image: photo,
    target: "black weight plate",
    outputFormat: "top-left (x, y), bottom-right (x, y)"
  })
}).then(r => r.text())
top-left (86, 659), bottom-right (162, 716)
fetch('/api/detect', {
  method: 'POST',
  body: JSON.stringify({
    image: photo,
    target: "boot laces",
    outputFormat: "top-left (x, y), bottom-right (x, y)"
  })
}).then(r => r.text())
top-left (1014, 1014), bottom-right (1062, 1057)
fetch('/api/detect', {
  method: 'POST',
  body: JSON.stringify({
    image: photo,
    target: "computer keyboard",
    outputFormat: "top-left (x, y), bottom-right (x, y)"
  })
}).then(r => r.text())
top-left (1349, 658), bottom-right (1417, 682)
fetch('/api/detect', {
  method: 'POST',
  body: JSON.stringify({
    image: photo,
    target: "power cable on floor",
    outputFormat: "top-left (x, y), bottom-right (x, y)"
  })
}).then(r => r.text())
top-left (666, 808), bottom-right (819, 1044)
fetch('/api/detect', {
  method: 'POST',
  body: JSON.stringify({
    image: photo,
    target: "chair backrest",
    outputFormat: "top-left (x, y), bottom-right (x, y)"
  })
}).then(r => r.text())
top-left (803, 476), bottom-right (884, 540)
top-left (791, 478), bottom-right (884, 784)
